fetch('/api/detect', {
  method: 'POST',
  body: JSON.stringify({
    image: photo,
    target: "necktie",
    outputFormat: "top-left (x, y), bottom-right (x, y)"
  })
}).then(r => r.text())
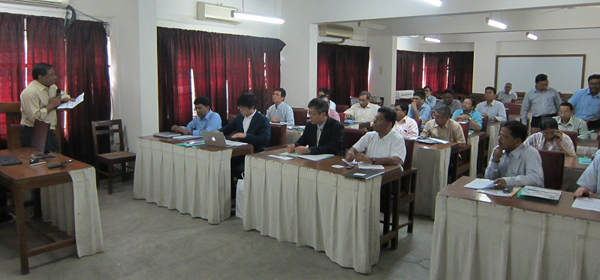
top-left (317, 127), bottom-right (322, 147)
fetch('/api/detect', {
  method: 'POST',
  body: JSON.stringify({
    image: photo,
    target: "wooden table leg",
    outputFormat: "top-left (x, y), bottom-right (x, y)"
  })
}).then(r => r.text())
top-left (391, 180), bottom-right (400, 250)
top-left (14, 187), bottom-right (29, 275)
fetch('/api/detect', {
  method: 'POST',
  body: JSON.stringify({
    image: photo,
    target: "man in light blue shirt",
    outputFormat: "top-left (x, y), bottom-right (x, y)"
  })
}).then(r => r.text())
top-left (569, 74), bottom-right (600, 128)
top-left (172, 96), bottom-right (222, 136)
top-left (520, 74), bottom-right (562, 128)
top-left (266, 87), bottom-right (295, 126)
top-left (424, 86), bottom-right (437, 107)
top-left (408, 91), bottom-right (431, 121)
top-left (575, 155), bottom-right (600, 197)
top-left (475, 86), bottom-right (507, 122)
top-left (452, 97), bottom-right (482, 132)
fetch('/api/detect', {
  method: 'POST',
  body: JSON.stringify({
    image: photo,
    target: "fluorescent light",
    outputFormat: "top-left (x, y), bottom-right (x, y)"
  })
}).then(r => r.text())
top-left (420, 0), bottom-right (443, 7)
top-left (486, 18), bottom-right (507, 29)
top-left (358, 21), bottom-right (385, 30)
top-left (231, 11), bottom-right (285, 24)
top-left (424, 36), bottom-right (441, 43)
top-left (526, 32), bottom-right (538, 40)
top-left (410, 35), bottom-right (420, 38)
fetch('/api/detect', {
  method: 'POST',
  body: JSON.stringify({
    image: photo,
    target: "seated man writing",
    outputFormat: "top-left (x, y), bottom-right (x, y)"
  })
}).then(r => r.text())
top-left (171, 96), bottom-right (222, 136)
top-left (523, 117), bottom-right (576, 158)
top-left (345, 107), bottom-right (406, 167)
top-left (485, 120), bottom-right (544, 188)
top-left (574, 155), bottom-right (600, 197)
top-left (421, 105), bottom-right (466, 143)
top-left (287, 98), bottom-right (344, 155)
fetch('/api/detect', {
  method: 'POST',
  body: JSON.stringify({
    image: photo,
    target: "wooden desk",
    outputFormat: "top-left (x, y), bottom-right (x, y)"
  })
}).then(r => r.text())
top-left (133, 136), bottom-right (253, 224)
top-left (1, 148), bottom-right (101, 274)
top-left (431, 176), bottom-right (600, 280)
top-left (242, 148), bottom-right (402, 274)
top-left (344, 121), bottom-right (371, 130)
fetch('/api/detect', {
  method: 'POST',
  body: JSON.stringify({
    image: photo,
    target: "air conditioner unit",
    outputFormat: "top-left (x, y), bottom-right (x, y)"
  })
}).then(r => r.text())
top-left (197, 2), bottom-right (240, 24)
top-left (318, 24), bottom-right (354, 39)
top-left (0, 0), bottom-right (69, 8)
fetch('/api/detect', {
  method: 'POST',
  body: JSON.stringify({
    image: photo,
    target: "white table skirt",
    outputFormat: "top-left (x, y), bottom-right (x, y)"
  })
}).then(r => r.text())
top-left (133, 138), bottom-right (232, 224)
top-left (40, 167), bottom-right (104, 257)
top-left (430, 195), bottom-right (600, 280)
top-left (487, 122), bottom-right (500, 154)
top-left (413, 146), bottom-right (452, 218)
top-left (242, 156), bottom-right (382, 274)
top-left (468, 134), bottom-right (479, 178)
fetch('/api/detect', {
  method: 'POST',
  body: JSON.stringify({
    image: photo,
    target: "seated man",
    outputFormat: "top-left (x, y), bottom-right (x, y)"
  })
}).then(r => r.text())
top-left (408, 90), bottom-right (432, 121)
top-left (575, 155), bottom-right (600, 197)
top-left (452, 97), bottom-right (482, 132)
top-left (266, 88), bottom-right (295, 125)
top-left (318, 93), bottom-right (340, 122)
top-left (433, 88), bottom-right (462, 114)
top-left (475, 86), bottom-right (507, 122)
top-left (421, 105), bottom-right (466, 143)
top-left (496, 82), bottom-right (518, 104)
top-left (345, 107), bottom-right (406, 167)
top-left (344, 91), bottom-right (380, 122)
top-left (171, 96), bottom-right (222, 136)
top-left (424, 86), bottom-right (436, 107)
top-left (553, 102), bottom-right (590, 139)
top-left (393, 101), bottom-right (419, 139)
top-left (287, 98), bottom-right (344, 155)
top-left (523, 117), bottom-right (576, 157)
top-left (485, 120), bottom-right (544, 188)
top-left (318, 88), bottom-right (336, 111)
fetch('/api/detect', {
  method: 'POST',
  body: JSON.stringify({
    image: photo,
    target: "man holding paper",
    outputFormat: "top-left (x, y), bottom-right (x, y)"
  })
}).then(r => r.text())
top-left (574, 156), bottom-right (600, 197)
top-left (20, 63), bottom-right (74, 152)
top-left (287, 98), bottom-right (344, 155)
top-left (345, 107), bottom-right (406, 167)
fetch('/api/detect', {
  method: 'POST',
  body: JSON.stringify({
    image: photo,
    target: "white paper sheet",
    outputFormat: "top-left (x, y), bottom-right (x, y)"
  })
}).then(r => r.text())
top-left (572, 197), bottom-right (600, 212)
top-left (57, 92), bottom-right (84, 109)
top-left (357, 162), bottom-right (385, 170)
top-left (464, 178), bottom-right (494, 189)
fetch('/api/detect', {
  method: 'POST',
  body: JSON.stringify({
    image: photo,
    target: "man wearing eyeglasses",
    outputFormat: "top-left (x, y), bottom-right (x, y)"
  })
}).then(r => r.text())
top-left (569, 74), bottom-right (600, 129)
top-left (266, 88), bottom-right (295, 125)
top-left (171, 96), bottom-right (222, 136)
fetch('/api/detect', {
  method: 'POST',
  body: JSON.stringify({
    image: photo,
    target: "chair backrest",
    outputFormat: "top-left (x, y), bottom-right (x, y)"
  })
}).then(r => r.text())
top-left (91, 119), bottom-right (125, 156)
top-left (343, 128), bottom-right (367, 150)
top-left (538, 149), bottom-right (565, 190)
top-left (338, 112), bottom-right (345, 123)
top-left (531, 127), bottom-right (541, 134)
top-left (370, 96), bottom-right (385, 107)
top-left (336, 105), bottom-right (349, 114)
top-left (481, 115), bottom-right (488, 132)
top-left (504, 102), bottom-right (521, 116)
top-left (268, 124), bottom-right (287, 147)
top-left (415, 118), bottom-right (422, 134)
top-left (292, 108), bottom-right (307, 125)
top-left (561, 130), bottom-right (578, 151)
top-left (459, 122), bottom-right (469, 142)
top-left (402, 139), bottom-right (415, 170)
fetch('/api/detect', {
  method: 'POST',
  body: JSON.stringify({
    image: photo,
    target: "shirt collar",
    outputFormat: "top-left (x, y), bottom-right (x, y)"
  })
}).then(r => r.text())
top-left (200, 110), bottom-right (214, 120)
top-left (317, 122), bottom-right (326, 130)
top-left (585, 88), bottom-right (600, 98)
top-left (506, 143), bottom-right (526, 158)
top-left (275, 101), bottom-right (285, 108)
top-left (31, 80), bottom-right (48, 91)
top-left (245, 110), bottom-right (257, 120)
top-left (378, 129), bottom-right (393, 140)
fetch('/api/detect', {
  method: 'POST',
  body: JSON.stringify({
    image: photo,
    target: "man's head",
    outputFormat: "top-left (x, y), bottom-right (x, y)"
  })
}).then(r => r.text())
top-left (504, 83), bottom-right (512, 93)
top-left (319, 93), bottom-right (330, 104)
top-left (588, 74), bottom-right (600, 95)
top-left (272, 88), bottom-right (286, 104)
top-left (540, 117), bottom-right (560, 141)
top-left (32, 63), bottom-right (56, 87)
top-left (394, 101), bottom-right (409, 121)
top-left (358, 91), bottom-right (371, 108)
top-left (499, 120), bottom-right (528, 152)
top-left (412, 91), bottom-right (426, 107)
top-left (237, 92), bottom-right (257, 117)
top-left (484, 86), bottom-right (496, 102)
top-left (193, 96), bottom-right (211, 118)
top-left (318, 88), bottom-right (331, 97)
top-left (307, 98), bottom-right (329, 125)
top-left (441, 88), bottom-right (455, 105)
top-left (461, 97), bottom-right (475, 112)
top-left (535, 74), bottom-right (549, 92)
top-left (433, 105), bottom-right (451, 127)
top-left (424, 86), bottom-right (432, 97)
top-left (372, 107), bottom-right (396, 134)
top-left (558, 102), bottom-right (574, 122)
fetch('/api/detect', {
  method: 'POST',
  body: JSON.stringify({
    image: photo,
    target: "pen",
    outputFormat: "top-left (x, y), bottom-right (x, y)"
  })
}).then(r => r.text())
top-left (30, 162), bottom-right (46, 166)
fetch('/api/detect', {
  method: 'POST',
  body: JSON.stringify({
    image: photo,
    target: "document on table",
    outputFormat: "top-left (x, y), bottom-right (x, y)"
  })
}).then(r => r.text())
top-left (268, 155), bottom-right (293, 161)
top-left (477, 187), bottom-right (521, 197)
top-left (572, 197), bottom-right (600, 212)
top-left (279, 152), bottom-right (334, 161)
top-left (464, 178), bottom-right (494, 189)
top-left (357, 162), bottom-right (385, 170)
top-left (225, 140), bottom-right (248, 146)
top-left (57, 92), bottom-right (84, 109)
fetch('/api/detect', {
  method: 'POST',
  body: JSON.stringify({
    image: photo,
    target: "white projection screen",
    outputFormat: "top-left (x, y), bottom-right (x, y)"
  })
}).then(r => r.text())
top-left (495, 55), bottom-right (585, 94)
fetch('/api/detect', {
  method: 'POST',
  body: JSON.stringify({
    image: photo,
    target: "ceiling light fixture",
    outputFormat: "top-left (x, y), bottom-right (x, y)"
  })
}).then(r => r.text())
top-left (232, 11), bottom-right (285, 24)
top-left (420, 0), bottom-right (443, 7)
top-left (526, 32), bottom-right (538, 40)
top-left (358, 21), bottom-right (385, 30)
top-left (424, 36), bottom-right (441, 43)
top-left (486, 18), bottom-right (507, 29)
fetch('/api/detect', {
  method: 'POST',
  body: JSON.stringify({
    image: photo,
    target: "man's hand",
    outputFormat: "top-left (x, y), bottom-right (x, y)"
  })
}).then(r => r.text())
top-left (46, 96), bottom-right (62, 111)
top-left (345, 151), bottom-right (356, 162)
top-left (493, 178), bottom-right (507, 189)
top-left (295, 146), bottom-right (309, 155)
top-left (64, 98), bottom-right (75, 103)
top-left (270, 117), bottom-right (279, 123)
top-left (554, 131), bottom-right (563, 144)
top-left (492, 147), bottom-right (503, 163)
top-left (231, 133), bottom-right (247, 139)
top-left (574, 186), bottom-right (595, 198)
top-left (286, 144), bottom-right (296, 153)
top-left (355, 152), bottom-right (370, 163)
top-left (411, 102), bottom-right (418, 110)
top-left (171, 125), bottom-right (190, 135)
top-left (345, 113), bottom-right (353, 120)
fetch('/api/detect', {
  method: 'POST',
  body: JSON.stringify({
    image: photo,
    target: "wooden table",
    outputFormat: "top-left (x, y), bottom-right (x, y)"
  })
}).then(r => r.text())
top-left (431, 176), bottom-right (600, 280)
top-left (0, 148), bottom-right (93, 274)
top-left (242, 148), bottom-right (403, 274)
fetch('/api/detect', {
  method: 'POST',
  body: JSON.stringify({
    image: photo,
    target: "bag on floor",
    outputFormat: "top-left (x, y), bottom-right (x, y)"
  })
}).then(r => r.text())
top-left (235, 173), bottom-right (245, 219)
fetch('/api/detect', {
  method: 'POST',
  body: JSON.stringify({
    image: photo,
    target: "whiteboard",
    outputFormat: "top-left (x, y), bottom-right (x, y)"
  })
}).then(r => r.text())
top-left (495, 55), bottom-right (585, 94)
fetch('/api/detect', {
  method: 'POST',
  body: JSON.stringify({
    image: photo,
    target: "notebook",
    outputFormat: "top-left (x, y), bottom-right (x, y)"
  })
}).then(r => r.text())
top-left (153, 132), bottom-right (181, 138)
top-left (344, 169), bottom-right (384, 180)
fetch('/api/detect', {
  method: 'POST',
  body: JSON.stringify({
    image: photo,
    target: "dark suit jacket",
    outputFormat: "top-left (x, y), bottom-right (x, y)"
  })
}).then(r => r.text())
top-left (220, 111), bottom-right (270, 153)
top-left (294, 117), bottom-right (344, 155)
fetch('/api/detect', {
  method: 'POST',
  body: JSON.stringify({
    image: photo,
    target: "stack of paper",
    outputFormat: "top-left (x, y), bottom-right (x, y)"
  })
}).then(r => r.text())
top-left (464, 179), bottom-right (494, 189)
top-left (278, 152), bottom-right (333, 161)
top-left (478, 187), bottom-right (521, 197)
top-left (572, 197), bottom-right (600, 212)
top-left (357, 162), bottom-right (385, 170)
top-left (517, 186), bottom-right (562, 203)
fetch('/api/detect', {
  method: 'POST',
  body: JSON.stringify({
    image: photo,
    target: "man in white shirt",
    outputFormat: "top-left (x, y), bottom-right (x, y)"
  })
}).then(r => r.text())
top-left (318, 88), bottom-right (336, 111)
top-left (344, 91), bottom-right (380, 122)
top-left (496, 82), bottom-right (518, 104)
top-left (346, 107), bottom-right (406, 167)
top-left (393, 101), bottom-right (419, 138)
top-left (553, 102), bottom-right (590, 139)
top-left (266, 88), bottom-right (295, 125)
top-left (475, 86), bottom-right (507, 122)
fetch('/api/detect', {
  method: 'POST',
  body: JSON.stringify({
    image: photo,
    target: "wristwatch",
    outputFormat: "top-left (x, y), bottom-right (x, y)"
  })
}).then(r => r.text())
top-left (371, 158), bottom-right (376, 164)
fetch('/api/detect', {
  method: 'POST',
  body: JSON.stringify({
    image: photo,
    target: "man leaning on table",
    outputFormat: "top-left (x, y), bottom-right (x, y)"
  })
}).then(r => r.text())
top-left (421, 105), bottom-right (466, 144)
top-left (171, 96), bottom-right (222, 136)
top-left (574, 155), bottom-right (600, 197)
top-left (287, 98), bottom-right (344, 156)
top-left (345, 107), bottom-right (406, 167)
top-left (344, 91), bottom-right (380, 122)
top-left (485, 120), bottom-right (544, 188)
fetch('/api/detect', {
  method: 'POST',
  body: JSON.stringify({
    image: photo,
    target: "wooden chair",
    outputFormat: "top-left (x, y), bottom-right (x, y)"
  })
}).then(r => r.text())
top-left (266, 124), bottom-right (287, 150)
top-left (561, 130), bottom-right (578, 151)
top-left (415, 119), bottom-right (422, 135)
top-left (336, 105), bottom-right (349, 114)
top-left (292, 108), bottom-right (307, 125)
top-left (91, 120), bottom-right (136, 194)
top-left (448, 123), bottom-right (471, 183)
top-left (459, 122), bottom-right (469, 142)
top-left (538, 149), bottom-right (566, 190)
top-left (338, 112), bottom-right (345, 123)
top-left (343, 128), bottom-right (367, 150)
top-left (481, 115), bottom-right (488, 132)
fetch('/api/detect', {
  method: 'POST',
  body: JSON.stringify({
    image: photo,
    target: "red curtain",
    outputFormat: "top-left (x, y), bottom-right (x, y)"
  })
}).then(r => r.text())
top-left (396, 50), bottom-right (423, 90)
top-left (0, 13), bottom-right (25, 148)
top-left (317, 43), bottom-right (370, 106)
top-left (448, 52), bottom-right (474, 94)
top-left (190, 32), bottom-right (227, 119)
top-left (424, 53), bottom-right (449, 94)
top-left (26, 16), bottom-right (66, 89)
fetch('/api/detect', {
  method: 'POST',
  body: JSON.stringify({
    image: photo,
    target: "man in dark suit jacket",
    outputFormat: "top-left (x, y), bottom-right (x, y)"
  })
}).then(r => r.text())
top-left (220, 92), bottom-right (270, 153)
top-left (287, 98), bottom-right (344, 156)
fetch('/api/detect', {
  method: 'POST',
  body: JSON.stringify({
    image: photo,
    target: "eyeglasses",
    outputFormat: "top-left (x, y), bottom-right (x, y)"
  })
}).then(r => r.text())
top-left (194, 107), bottom-right (203, 111)
top-left (497, 133), bottom-right (510, 140)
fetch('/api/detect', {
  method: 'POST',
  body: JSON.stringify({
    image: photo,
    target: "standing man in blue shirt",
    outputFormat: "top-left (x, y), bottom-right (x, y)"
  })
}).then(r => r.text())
top-left (569, 74), bottom-right (600, 129)
top-left (266, 88), bottom-right (295, 125)
top-left (520, 74), bottom-right (562, 128)
top-left (452, 97), bottom-right (482, 132)
top-left (171, 96), bottom-right (222, 136)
